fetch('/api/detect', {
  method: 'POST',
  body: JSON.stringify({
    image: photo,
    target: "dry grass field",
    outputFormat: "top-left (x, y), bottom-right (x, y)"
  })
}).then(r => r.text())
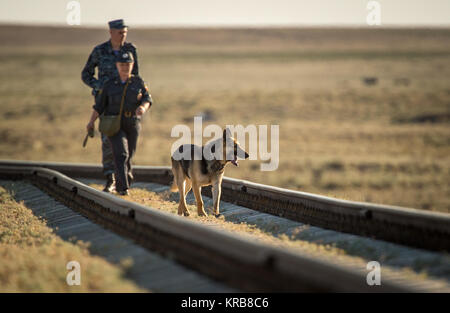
top-left (1, 25), bottom-right (449, 212)
top-left (0, 183), bottom-right (144, 292)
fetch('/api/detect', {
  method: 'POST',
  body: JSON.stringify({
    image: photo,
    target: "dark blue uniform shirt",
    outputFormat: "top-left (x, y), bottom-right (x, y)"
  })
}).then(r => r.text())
top-left (94, 75), bottom-right (152, 116)
top-left (82, 40), bottom-right (139, 94)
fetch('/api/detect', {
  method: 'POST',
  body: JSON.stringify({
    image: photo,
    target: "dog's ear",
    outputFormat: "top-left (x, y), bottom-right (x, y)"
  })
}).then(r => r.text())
top-left (223, 128), bottom-right (232, 140)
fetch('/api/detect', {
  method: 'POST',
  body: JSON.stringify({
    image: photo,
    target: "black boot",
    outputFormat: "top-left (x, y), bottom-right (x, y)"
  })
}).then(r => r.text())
top-left (103, 173), bottom-right (115, 193)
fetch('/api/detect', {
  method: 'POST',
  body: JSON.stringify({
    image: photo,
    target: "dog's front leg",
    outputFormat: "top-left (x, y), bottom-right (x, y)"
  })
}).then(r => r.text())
top-left (212, 181), bottom-right (222, 216)
top-left (177, 179), bottom-right (190, 216)
top-left (192, 182), bottom-right (207, 216)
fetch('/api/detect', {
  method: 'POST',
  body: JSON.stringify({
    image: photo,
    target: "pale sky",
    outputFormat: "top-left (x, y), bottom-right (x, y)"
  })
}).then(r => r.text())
top-left (0, 0), bottom-right (449, 27)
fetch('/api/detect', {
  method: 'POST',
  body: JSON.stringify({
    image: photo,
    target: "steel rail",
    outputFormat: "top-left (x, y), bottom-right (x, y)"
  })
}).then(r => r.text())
top-left (0, 163), bottom-right (434, 292)
top-left (0, 159), bottom-right (449, 253)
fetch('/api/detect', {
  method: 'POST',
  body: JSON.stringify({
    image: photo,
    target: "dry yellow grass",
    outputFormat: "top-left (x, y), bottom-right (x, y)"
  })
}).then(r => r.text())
top-left (87, 183), bottom-right (450, 284)
top-left (0, 182), bottom-right (145, 292)
top-left (88, 183), bottom-right (355, 257)
top-left (1, 25), bottom-right (449, 212)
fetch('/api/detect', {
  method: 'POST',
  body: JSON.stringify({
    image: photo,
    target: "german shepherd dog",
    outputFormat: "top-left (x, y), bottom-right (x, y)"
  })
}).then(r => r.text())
top-left (171, 128), bottom-right (249, 217)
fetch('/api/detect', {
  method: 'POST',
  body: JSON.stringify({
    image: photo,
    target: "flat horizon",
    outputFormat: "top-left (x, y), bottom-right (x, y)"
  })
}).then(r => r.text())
top-left (1, 0), bottom-right (449, 29)
top-left (1, 22), bottom-right (449, 30)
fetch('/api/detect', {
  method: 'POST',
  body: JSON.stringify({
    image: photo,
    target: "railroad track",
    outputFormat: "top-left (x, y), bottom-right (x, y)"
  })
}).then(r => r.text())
top-left (1, 160), bottom-right (449, 253)
top-left (1, 180), bottom-right (236, 292)
top-left (0, 160), bottom-right (449, 292)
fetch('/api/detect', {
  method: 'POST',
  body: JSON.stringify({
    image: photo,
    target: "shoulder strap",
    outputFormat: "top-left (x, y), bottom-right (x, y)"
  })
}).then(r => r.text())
top-left (118, 79), bottom-right (130, 117)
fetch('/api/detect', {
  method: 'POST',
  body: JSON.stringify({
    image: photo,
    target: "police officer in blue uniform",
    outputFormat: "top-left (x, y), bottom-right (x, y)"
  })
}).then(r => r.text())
top-left (82, 19), bottom-right (139, 192)
top-left (86, 52), bottom-right (152, 196)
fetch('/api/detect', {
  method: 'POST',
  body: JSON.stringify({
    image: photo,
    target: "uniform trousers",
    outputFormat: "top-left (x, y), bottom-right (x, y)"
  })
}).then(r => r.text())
top-left (101, 133), bottom-right (115, 176)
top-left (95, 93), bottom-right (114, 176)
top-left (108, 116), bottom-right (141, 192)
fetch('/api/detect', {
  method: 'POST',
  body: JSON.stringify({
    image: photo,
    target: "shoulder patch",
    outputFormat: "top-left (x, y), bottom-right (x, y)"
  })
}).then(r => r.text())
top-left (125, 42), bottom-right (136, 49)
top-left (140, 79), bottom-right (148, 91)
